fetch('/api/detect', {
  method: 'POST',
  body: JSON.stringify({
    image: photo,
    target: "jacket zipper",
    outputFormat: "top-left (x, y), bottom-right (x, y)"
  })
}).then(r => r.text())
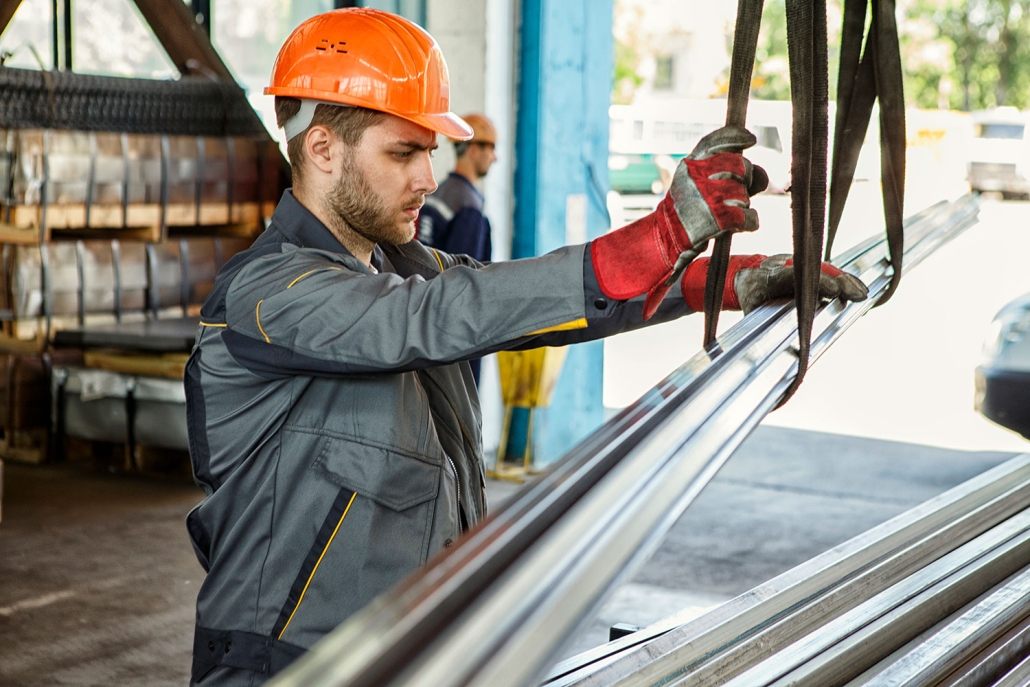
top-left (445, 454), bottom-right (463, 533)
top-left (416, 370), bottom-right (477, 530)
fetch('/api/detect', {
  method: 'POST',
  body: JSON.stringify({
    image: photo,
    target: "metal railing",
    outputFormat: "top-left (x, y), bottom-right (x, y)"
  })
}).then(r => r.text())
top-left (268, 194), bottom-right (982, 687)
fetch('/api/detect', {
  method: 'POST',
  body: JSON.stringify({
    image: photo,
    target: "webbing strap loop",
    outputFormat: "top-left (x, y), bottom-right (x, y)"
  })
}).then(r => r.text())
top-left (827, 0), bottom-right (906, 310)
top-left (703, 0), bottom-right (764, 348)
top-left (780, 0), bottom-right (829, 402)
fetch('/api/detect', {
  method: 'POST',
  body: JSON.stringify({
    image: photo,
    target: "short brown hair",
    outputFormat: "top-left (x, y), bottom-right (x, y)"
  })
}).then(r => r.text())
top-left (274, 97), bottom-right (388, 183)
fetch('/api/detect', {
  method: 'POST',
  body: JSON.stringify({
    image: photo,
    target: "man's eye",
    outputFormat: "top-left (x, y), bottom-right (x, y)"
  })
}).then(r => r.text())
top-left (394, 151), bottom-right (412, 159)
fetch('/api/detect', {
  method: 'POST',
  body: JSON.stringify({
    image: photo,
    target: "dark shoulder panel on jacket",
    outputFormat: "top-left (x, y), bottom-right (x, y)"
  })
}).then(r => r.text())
top-left (199, 225), bottom-right (290, 323)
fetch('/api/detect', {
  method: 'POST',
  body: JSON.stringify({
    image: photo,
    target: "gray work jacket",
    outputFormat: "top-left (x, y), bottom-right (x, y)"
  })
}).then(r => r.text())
top-left (185, 190), bottom-right (691, 682)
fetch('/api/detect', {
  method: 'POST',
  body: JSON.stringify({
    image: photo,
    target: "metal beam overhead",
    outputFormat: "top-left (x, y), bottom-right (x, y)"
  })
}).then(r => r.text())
top-left (130, 0), bottom-right (231, 79)
top-left (0, 0), bottom-right (22, 39)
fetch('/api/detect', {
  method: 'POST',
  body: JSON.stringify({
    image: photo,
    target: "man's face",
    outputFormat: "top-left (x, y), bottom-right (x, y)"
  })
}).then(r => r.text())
top-left (325, 115), bottom-right (438, 246)
top-left (468, 141), bottom-right (497, 179)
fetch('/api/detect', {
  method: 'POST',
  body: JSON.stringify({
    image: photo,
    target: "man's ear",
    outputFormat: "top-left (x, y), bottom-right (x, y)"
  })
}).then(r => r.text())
top-left (304, 125), bottom-right (335, 175)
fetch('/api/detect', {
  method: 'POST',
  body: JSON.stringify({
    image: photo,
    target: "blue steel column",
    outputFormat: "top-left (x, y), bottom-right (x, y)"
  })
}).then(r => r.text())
top-left (512, 0), bottom-right (613, 465)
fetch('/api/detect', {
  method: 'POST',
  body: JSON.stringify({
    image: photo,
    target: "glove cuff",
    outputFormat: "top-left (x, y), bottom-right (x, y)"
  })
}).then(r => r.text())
top-left (590, 194), bottom-right (690, 301)
top-left (681, 254), bottom-right (767, 312)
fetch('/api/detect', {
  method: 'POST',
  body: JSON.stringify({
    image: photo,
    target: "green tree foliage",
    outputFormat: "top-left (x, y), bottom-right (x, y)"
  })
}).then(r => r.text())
top-left (741, 0), bottom-right (843, 102)
top-left (903, 0), bottom-right (1030, 110)
top-left (613, 39), bottom-right (645, 105)
top-left (751, 0), bottom-right (791, 100)
top-left (735, 0), bottom-right (1030, 111)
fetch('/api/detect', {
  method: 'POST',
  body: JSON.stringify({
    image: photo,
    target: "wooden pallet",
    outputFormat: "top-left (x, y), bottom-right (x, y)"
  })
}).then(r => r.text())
top-left (83, 349), bottom-right (190, 380)
top-left (0, 427), bottom-right (48, 464)
top-left (0, 201), bottom-right (274, 243)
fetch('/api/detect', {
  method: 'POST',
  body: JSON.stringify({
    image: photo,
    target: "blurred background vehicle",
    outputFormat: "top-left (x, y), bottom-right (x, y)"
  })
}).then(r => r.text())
top-left (967, 107), bottom-right (1030, 199)
top-left (975, 290), bottom-right (1030, 440)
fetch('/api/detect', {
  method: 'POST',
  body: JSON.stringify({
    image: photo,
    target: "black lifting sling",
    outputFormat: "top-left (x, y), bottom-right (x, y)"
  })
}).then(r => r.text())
top-left (702, 0), bottom-right (906, 402)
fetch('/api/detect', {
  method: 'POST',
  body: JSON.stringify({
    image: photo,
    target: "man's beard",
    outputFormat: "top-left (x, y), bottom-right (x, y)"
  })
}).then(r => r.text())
top-left (324, 157), bottom-right (417, 246)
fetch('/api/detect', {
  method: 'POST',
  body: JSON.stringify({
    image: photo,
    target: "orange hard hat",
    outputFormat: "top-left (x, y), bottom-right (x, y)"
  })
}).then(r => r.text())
top-left (459, 113), bottom-right (497, 145)
top-left (265, 8), bottom-right (472, 141)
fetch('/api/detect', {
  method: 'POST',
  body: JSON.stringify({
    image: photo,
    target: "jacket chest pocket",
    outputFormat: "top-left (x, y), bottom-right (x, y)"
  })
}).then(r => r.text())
top-left (276, 431), bottom-right (445, 644)
top-left (311, 437), bottom-right (440, 568)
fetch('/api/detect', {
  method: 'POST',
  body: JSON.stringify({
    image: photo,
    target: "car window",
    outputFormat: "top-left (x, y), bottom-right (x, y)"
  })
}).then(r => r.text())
top-left (975, 123), bottom-right (1025, 139)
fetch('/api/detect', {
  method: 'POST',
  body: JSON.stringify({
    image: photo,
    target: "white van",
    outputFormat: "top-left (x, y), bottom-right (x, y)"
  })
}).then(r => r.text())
top-left (967, 107), bottom-right (1030, 198)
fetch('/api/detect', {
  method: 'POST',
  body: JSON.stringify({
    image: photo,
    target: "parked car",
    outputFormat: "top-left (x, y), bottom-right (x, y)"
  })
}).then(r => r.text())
top-left (967, 107), bottom-right (1030, 199)
top-left (975, 291), bottom-right (1030, 439)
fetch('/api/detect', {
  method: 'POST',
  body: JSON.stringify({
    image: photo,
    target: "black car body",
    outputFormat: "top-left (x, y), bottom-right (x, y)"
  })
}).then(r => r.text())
top-left (976, 291), bottom-right (1030, 439)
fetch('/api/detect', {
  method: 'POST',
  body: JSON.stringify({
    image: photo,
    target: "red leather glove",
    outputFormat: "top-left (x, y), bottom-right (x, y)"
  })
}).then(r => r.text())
top-left (681, 254), bottom-right (869, 314)
top-left (592, 126), bottom-right (769, 319)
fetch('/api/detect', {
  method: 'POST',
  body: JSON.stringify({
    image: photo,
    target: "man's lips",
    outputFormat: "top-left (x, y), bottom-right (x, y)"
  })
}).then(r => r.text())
top-left (402, 201), bottom-right (423, 220)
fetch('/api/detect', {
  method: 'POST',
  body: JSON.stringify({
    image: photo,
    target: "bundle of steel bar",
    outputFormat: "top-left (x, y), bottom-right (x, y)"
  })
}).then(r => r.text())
top-left (267, 195), bottom-right (984, 687)
top-left (0, 67), bottom-right (266, 137)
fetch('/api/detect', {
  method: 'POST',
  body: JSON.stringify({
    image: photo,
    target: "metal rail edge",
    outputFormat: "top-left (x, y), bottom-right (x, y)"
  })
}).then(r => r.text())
top-left (268, 194), bottom-right (983, 687)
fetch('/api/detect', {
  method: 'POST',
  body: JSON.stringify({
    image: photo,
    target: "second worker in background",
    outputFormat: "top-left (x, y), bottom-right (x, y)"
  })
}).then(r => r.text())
top-left (418, 113), bottom-right (499, 383)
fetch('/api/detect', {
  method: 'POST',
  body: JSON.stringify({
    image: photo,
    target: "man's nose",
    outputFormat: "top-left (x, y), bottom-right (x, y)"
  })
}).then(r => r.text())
top-left (415, 153), bottom-right (438, 194)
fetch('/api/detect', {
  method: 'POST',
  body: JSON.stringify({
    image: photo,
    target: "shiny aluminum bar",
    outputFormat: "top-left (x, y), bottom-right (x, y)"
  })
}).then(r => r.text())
top-left (722, 511), bottom-right (1030, 686)
top-left (996, 651), bottom-right (1030, 687)
top-left (557, 460), bottom-right (1030, 687)
top-left (268, 195), bottom-right (981, 687)
top-left (548, 454), bottom-right (1030, 687)
top-left (860, 566), bottom-right (1030, 687)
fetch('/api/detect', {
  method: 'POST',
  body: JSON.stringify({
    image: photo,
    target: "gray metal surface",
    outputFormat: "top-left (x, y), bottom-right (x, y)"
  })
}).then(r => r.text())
top-left (548, 455), bottom-right (1030, 686)
top-left (859, 567), bottom-right (1030, 687)
top-left (266, 196), bottom-right (982, 687)
top-left (53, 316), bottom-right (200, 352)
top-left (134, 376), bottom-right (189, 450)
top-left (52, 367), bottom-right (132, 444)
top-left (724, 512), bottom-right (1030, 686)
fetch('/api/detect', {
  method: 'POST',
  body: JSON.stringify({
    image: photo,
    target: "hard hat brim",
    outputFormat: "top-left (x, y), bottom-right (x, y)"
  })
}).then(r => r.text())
top-left (412, 112), bottom-right (474, 141)
top-left (265, 87), bottom-right (473, 141)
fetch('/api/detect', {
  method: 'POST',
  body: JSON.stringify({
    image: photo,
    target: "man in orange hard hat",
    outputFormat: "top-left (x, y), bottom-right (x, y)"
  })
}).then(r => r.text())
top-left (417, 112), bottom-right (498, 384)
top-left (184, 8), bottom-right (867, 685)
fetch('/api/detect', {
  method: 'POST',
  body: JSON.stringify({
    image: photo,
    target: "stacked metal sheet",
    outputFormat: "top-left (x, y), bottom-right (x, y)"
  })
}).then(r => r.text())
top-left (0, 66), bottom-right (281, 464)
top-left (0, 129), bottom-right (279, 233)
top-left (0, 236), bottom-right (251, 340)
top-left (0, 66), bottom-right (283, 235)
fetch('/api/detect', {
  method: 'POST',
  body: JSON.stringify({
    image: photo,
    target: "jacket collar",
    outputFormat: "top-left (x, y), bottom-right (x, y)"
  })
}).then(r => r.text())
top-left (271, 189), bottom-right (357, 256)
top-left (271, 190), bottom-right (409, 277)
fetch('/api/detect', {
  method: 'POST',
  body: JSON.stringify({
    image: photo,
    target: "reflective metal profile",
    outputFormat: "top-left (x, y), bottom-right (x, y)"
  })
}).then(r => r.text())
top-left (552, 454), bottom-right (1030, 687)
top-left (267, 195), bottom-right (982, 687)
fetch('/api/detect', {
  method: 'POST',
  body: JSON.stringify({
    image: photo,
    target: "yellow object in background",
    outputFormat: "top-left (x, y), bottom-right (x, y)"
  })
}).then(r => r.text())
top-left (497, 346), bottom-right (567, 408)
top-left (491, 346), bottom-right (568, 482)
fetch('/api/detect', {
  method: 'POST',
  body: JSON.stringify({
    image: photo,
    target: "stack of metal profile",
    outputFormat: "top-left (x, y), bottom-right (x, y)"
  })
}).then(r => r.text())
top-left (0, 235), bottom-right (251, 341)
top-left (549, 453), bottom-right (1030, 687)
top-left (0, 128), bottom-right (280, 233)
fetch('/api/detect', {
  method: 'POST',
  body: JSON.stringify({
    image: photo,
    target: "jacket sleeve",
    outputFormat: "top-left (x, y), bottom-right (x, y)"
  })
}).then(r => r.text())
top-left (221, 244), bottom-right (592, 375)
top-left (475, 247), bottom-right (694, 352)
top-left (221, 240), bottom-right (697, 377)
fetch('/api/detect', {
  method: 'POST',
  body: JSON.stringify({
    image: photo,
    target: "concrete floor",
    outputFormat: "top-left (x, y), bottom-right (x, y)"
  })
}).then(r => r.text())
top-left (0, 427), bottom-right (1021, 686)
